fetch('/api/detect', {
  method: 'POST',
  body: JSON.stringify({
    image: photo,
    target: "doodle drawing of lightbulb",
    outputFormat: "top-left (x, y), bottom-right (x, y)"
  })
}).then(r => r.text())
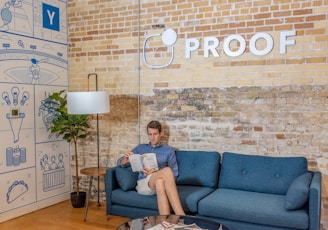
top-left (20, 91), bottom-right (30, 106)
top-left (4, 87), bottom-right (25, 143)
top-left (2, 92), bottom-right (11, 105)
top-left (11, 87), bottom-right (20, 106)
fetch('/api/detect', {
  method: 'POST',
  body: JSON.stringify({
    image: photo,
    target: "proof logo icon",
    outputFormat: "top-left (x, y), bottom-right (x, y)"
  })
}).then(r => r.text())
top-left (143, 29), bottom-right (178, 68)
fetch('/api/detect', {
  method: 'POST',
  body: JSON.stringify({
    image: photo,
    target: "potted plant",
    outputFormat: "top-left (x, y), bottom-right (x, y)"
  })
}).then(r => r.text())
top-left (45, 90), bottom-right (90, 208)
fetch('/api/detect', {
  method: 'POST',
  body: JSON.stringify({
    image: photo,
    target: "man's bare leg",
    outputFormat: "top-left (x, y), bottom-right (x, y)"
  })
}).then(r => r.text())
top-left (149, 167), bottom-right (185, 215)
top-left (154, 178), bottom-right (170, 215)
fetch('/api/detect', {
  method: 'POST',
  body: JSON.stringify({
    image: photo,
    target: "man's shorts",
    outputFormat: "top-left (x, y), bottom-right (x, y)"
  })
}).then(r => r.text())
top-left (136, 175), bottom-right (156, 195)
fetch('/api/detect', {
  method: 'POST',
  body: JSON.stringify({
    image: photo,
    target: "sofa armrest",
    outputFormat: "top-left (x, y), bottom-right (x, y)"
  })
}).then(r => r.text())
top-left (105, 166), bottom-right (119, 215)
top-left (309, 171), bottom-right (322, 230)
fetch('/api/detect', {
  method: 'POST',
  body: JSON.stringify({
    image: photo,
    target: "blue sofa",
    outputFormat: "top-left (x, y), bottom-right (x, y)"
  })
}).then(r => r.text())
top-left (105, 151), bottom-right (322, 230)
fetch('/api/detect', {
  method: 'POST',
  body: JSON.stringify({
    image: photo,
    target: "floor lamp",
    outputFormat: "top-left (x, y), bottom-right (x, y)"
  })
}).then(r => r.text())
top-left (67, 75), bottom-right (109, 205)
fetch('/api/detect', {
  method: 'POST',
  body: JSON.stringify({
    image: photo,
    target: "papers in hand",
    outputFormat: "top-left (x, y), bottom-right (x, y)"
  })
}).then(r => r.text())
top-left (129, 153), bottom-right (159, 172)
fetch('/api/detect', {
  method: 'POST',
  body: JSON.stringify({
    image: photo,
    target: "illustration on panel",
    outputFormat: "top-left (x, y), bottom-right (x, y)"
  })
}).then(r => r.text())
top-left (38, 90), bottom-right (59, 138)
top-left (36, 141), bottom-right (70, 201)
top-left (6, 180), bottom-right (28, 204)
top-left (0, 168), bottom-right (36, 213)
top-left (2, 86), bottom-right (29, 143)
top-left (40, 152), bottom-right (65, 192)
top-left (0, 33), bottom-right (68, 85)
top-left (0, 84), bottom-right (34, 174)
top-left (0, 0), bottom-right (67, 43)
top-left (0, 0), bottom-right (68, 86)
top-left (34, 85), bottom-right (70, 200)
top-left (0, 0), bottom-right (30, 34)
top-left (35, 85), bottom-right (67, 143)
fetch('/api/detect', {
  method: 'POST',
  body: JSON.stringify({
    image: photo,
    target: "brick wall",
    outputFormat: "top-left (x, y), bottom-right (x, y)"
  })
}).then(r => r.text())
top-left (68, 0), bottom-right (328, 228)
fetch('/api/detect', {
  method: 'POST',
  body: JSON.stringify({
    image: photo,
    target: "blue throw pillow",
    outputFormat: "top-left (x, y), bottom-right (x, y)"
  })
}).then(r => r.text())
top-left (285, 172), bottom-right (312, 210)
top-left (115, 166), bottom-right (138, 191)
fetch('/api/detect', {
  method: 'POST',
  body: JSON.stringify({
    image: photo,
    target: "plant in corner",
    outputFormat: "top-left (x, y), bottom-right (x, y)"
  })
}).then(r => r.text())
top-left (45, 90), bottom-right (90, 208)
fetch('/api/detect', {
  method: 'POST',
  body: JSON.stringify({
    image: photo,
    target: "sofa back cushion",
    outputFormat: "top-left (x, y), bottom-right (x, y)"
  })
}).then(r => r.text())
top-left (219, 152), bottom-right (308, 195)
top-left (115, 166), bottom-right (138, 191)
top-left (176, 150), bottom-right (220, 188)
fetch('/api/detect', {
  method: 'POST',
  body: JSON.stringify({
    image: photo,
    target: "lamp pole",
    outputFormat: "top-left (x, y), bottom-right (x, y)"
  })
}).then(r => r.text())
top-left (87, 73), bottom-right (101, 206)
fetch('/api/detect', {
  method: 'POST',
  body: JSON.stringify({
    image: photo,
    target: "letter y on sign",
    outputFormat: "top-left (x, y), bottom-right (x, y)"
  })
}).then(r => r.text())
top-left (42, 3), bottom-right (60, 31)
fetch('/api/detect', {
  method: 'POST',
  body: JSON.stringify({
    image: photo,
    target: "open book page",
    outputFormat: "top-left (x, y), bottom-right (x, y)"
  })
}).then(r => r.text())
top-left (172, 223), bottom-right (203, 229)
top-left (129, 153), bottom-right (159, 172)
top-left (142, 153), bottom-right (159, 172)
top-left (146, 222), bottom-right (203, 230)
top-left (129, 154), bottom-right (144, 172)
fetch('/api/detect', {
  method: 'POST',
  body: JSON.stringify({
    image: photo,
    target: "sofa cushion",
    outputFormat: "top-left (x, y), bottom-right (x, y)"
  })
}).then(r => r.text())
top-left (115, 166), bottom-right (138, 191)
top-left (219, 152), bottom-right (308, 195)
top-left (112, 189), bottom-right (158, 210)
top-left (177, 185), bottom-right (215, 213)
top-left (285, 172), bottom-right (312, 210)
top-left (198, 188), bottom-right (309, 229)
top-left (176, 150), bottom-right (220, 188)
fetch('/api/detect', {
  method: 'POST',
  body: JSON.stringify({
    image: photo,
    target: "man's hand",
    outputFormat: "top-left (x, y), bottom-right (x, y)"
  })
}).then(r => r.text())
top-left (142, 167), bottom-right (153, 176)
top-left (121, 151), bottom-right (134, 165)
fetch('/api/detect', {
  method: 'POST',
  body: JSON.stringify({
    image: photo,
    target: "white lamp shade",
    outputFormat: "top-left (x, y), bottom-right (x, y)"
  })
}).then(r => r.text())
top-left (67, 91), bottom-right (110, 114)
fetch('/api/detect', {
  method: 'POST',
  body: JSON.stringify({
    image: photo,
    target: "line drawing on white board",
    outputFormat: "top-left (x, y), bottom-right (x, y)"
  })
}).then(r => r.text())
top-left (6, 180), bottom-right (29, 204)
top-left (40, 153), bottom-right (65, 192)
top-left (0, 46), bottom-right (65, 85)
top-left (6, 146), bottom-right (26, 166)
top-left (0, 0), bottom-right (31, 33)
top-left (0, 0), bottom-right (68, 86)
top-left (38, 91), bottom-right (60, 139)
top-left (2, 86), bottom-right (30, 143)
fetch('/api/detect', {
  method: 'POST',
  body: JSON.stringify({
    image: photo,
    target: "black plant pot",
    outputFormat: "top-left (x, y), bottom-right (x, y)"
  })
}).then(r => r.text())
top-left (70, 191), bottom-right (86, 208)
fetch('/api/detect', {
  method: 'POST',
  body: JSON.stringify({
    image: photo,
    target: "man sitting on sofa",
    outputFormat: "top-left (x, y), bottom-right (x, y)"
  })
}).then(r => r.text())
top-left (117, 120), bottom-right (185, 216)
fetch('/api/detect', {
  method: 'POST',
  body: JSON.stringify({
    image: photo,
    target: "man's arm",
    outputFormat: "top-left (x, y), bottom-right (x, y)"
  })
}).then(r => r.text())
top-left (167, 148), bottom-right (179, 178)
top-left (117, 151), bottom-right (134, 167)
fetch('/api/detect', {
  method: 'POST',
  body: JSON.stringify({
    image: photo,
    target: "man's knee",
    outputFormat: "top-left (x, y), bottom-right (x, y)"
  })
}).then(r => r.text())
top-left (161, 167), bottom-right (174, 177)
top-left (155, 178), bottom-right (165, 191)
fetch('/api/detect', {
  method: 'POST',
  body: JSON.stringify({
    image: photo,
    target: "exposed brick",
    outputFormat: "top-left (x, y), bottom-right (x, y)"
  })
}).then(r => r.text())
top-left (276, 134), bottom-right (286, 139)
top-left (306, 14), bottom-right (326, 22)
top-left (241, 140), bottom-right (257, 145)
top-left (254, 13), bottom-right (271, 19)
top-left (266, 59), bottom-right (285, 65)
top-left (233, 126), bottom-right (244, 131)
top-left (248, 60), bottom-right (266, 66)
top-left (306, 29), bottom-right (325, 35)
top-left (306, 57), bottom-right (326, 63)
top-left (293, 9), bottom-right (313, 16)
top-left (286, 58), bottom-right (305, 64)
top-left (247, 20), bottom-right (264, 27)
top-left (154, 82), bottom-right (169, 88)
top-left (285, 17), bottom-right (304, 23)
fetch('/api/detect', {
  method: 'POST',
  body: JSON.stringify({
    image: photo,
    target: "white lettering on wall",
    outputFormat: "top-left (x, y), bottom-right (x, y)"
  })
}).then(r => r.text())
top-left (185, 30), bottom-right (296, 58)
top-left (280, 30), bottom-right (296, 54)
top-left (204, 37), bottom-right (220, 58)
top-left (249, 32), bottom-right (273, 56)
top-left (223, 34), bottom-right (246, 57)
top-left (185, 38), bottom-right (200, 59)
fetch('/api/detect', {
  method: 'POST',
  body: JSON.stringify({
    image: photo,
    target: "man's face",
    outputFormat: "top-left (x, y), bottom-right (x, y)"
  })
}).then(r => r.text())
top-left (147, 128), bottom-right (162, 146)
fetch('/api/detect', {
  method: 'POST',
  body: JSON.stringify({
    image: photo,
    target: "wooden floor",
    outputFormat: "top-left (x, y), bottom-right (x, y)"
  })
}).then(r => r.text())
top-left (0, 200), bottom-right (130, 230)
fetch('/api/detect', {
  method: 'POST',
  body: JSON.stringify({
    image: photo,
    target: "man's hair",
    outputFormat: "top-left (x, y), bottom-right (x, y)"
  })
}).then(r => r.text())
top-left (147, 120), bottom-right (162, 133)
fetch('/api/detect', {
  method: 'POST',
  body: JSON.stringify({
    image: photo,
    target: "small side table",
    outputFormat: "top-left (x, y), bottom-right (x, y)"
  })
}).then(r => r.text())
top-left (80, 166), bottom-right (108, 221)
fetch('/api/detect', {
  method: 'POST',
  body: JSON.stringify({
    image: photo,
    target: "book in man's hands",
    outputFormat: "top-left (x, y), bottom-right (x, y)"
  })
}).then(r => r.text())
top-left (129, 153), bottom-right (159, 172)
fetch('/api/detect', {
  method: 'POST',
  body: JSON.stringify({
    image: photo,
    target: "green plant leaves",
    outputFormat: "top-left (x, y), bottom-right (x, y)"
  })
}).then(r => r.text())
top-left (45, 90), bottom-right (90, 143)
